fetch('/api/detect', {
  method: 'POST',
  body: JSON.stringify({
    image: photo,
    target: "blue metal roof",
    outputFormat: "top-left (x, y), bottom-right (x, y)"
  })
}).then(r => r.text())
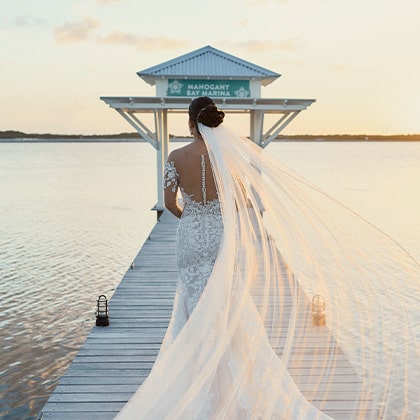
top-left (138, 45), bottom-right (280, 86)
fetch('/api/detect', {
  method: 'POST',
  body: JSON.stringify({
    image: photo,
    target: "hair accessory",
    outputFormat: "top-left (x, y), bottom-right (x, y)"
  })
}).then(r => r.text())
top-left (196, 105), bottom-right (209, 121)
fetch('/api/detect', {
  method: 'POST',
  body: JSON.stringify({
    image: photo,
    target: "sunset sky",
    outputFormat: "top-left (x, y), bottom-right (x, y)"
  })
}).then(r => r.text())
top-left (1, 0), bottom-right (419, 136)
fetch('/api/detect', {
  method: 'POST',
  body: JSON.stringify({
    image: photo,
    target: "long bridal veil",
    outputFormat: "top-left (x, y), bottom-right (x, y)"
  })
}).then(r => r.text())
top-left (117, 125), bottom-right (419, 419)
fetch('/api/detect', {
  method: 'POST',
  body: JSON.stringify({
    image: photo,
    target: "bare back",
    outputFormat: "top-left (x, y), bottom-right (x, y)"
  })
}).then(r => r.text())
top-left (171, 142), bottom-right (218, 203)
top-left (163, 139), bottom-right (219, 218)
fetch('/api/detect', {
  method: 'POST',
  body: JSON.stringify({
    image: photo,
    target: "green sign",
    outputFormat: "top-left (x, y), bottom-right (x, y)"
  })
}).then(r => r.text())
top-left (167, 79), bottom-right (250, 98)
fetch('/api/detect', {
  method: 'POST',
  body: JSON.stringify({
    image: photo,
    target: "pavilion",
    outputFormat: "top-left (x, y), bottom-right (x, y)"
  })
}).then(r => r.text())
top-left (101, 45), bottom-right (315, 212)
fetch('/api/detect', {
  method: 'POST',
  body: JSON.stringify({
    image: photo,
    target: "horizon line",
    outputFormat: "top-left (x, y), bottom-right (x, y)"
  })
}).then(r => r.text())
top-left (1, 130), bottom-right (420, 139)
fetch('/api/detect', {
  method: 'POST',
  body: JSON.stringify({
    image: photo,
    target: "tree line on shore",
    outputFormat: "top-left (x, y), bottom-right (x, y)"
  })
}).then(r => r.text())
top-left (1, 130), bottom-right (419, 141)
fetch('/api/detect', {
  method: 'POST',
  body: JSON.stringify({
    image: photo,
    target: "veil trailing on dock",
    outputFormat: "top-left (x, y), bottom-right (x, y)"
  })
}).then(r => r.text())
top-left (117, 125), bottom-right (419, 419)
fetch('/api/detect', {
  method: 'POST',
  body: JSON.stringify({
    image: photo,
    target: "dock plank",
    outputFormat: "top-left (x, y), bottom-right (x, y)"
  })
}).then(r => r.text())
top-left (39, 211), bottom-right (375, 419)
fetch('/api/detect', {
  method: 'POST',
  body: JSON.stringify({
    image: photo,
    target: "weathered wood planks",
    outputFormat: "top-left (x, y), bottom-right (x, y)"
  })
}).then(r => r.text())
top-left (39, 211), bottom-right (375, 419)
top-left (39, 212), bottom-right (178, 419)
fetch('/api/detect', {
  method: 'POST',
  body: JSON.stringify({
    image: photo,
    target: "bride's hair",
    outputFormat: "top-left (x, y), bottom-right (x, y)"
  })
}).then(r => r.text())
top-left (189, 96), bottom-right (225, 128)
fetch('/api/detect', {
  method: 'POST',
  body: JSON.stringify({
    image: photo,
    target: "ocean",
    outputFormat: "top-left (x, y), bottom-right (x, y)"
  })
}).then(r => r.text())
top-left (0, 139), bottom-right (419, 419)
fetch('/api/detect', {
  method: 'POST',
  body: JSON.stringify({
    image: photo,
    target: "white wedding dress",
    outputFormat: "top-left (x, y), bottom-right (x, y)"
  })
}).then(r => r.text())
top-left (116, 125), bottom-right (420, 419)
top-left (163, 156), bottom-right (224, 343)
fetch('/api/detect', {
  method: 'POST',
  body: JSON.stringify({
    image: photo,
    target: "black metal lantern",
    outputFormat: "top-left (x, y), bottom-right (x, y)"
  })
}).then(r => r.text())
top-left (96, 294), bottom-right (109, 326)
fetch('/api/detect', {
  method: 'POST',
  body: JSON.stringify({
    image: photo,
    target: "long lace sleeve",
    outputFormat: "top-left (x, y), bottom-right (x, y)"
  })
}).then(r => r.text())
top-left (163, 161), bottom-right (179, 192)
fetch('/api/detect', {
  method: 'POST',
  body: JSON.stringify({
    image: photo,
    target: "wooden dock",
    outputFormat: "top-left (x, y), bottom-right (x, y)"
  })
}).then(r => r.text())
top-left (39, 211), bottom-right (376, 419)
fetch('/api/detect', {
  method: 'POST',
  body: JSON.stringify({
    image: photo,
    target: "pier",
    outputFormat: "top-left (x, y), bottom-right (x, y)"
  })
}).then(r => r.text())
top-left (39, 211), bottom-right (377, 419)
top-left (39, 212), bottom-right (178, 418)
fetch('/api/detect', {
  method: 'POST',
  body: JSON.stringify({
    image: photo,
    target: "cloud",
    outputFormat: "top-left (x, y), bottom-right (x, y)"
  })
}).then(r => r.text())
top-left (98, 31), bottom-right (139, 45)
top-left (98, 32), bottom-right (188, 50)
top-left (97, 0), bottom-right (121, 4)
top-left (237, 37), bottom-right (301, 52)
top-left (14, 16), bottom-right (47, 27)
top-left (278, 37), bottom-right (302, 51)
top-left (1, 15), bottom-right (47, 29)
top-left (236, 19), bottom-right (249, 28)
top-left (54, 18), bottom-right (100, 43)
top-left (329, 64), bottom-right (355, 72)
top-left (244, 0), bottom-right (289, 4)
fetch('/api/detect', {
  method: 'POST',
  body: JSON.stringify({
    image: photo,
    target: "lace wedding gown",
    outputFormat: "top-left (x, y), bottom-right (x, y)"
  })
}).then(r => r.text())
top-left (163, 155), bottom-right (223, 343)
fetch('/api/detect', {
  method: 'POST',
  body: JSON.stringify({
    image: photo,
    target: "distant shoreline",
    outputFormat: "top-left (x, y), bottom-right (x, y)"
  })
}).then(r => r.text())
top-left (1, 130), bottom-right (419, 142)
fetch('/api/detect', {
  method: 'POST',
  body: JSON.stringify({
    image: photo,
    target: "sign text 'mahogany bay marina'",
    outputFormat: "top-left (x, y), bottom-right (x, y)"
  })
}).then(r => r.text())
top-left (167, 79), bottom-right (251, 98)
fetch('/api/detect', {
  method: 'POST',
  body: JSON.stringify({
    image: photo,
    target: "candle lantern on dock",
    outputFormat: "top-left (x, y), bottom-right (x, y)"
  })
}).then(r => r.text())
top-left (312, 295), bottom-right (326, 326)
top-left (96, 294), bottom-right (109, 326)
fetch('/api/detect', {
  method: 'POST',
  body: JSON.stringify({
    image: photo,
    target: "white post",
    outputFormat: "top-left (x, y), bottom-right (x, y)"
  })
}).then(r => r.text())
top-left (155, 109), bottom-right (169, 214)
top-left (250, 110), bottom-right (264, 146)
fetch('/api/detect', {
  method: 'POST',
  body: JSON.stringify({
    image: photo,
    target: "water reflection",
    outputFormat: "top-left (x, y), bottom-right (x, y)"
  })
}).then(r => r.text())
top-left (0, 143), bottom-right (156, 419)
top-left (0, 141), bottom-right (419, 419)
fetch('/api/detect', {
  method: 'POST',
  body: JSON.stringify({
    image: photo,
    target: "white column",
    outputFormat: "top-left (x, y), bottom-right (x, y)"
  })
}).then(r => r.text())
top-left (155, 109), bottom-right (169, 213)
top-left (250, 110), bottom-right (264, 146)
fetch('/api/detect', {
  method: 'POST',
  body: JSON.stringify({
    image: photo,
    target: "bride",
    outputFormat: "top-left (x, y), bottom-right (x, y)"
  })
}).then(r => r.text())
top-left (116, 97), bottom-right (419, 419)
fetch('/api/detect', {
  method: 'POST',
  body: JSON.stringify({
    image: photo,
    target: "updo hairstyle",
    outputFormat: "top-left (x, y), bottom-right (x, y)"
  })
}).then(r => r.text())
top-left (189, 96), bottom-right (225, 128)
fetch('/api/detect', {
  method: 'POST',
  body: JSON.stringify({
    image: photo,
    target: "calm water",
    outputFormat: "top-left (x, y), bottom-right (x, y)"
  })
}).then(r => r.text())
top-left (0, 140), bottom-right (419, 419)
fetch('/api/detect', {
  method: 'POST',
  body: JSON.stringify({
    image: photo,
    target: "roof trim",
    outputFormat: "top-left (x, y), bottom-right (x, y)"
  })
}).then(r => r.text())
top-left (100, 96), bottom-right (315, 113)
top-left (137, 45), bottom-right (280, 87)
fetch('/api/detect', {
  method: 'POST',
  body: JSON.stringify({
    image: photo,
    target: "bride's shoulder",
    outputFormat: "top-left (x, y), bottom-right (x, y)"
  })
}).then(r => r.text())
top-left (168, 143), bottom-right (192, 162)
top-left (167, 149), bottom-right (183, 165)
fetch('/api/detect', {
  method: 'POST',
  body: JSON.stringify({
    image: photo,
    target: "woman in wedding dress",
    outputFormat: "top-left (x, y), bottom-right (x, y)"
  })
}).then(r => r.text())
top-left (161, 97), bottom-right (224, 343)
top-left (116, 97), bottom-right (419, 419)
